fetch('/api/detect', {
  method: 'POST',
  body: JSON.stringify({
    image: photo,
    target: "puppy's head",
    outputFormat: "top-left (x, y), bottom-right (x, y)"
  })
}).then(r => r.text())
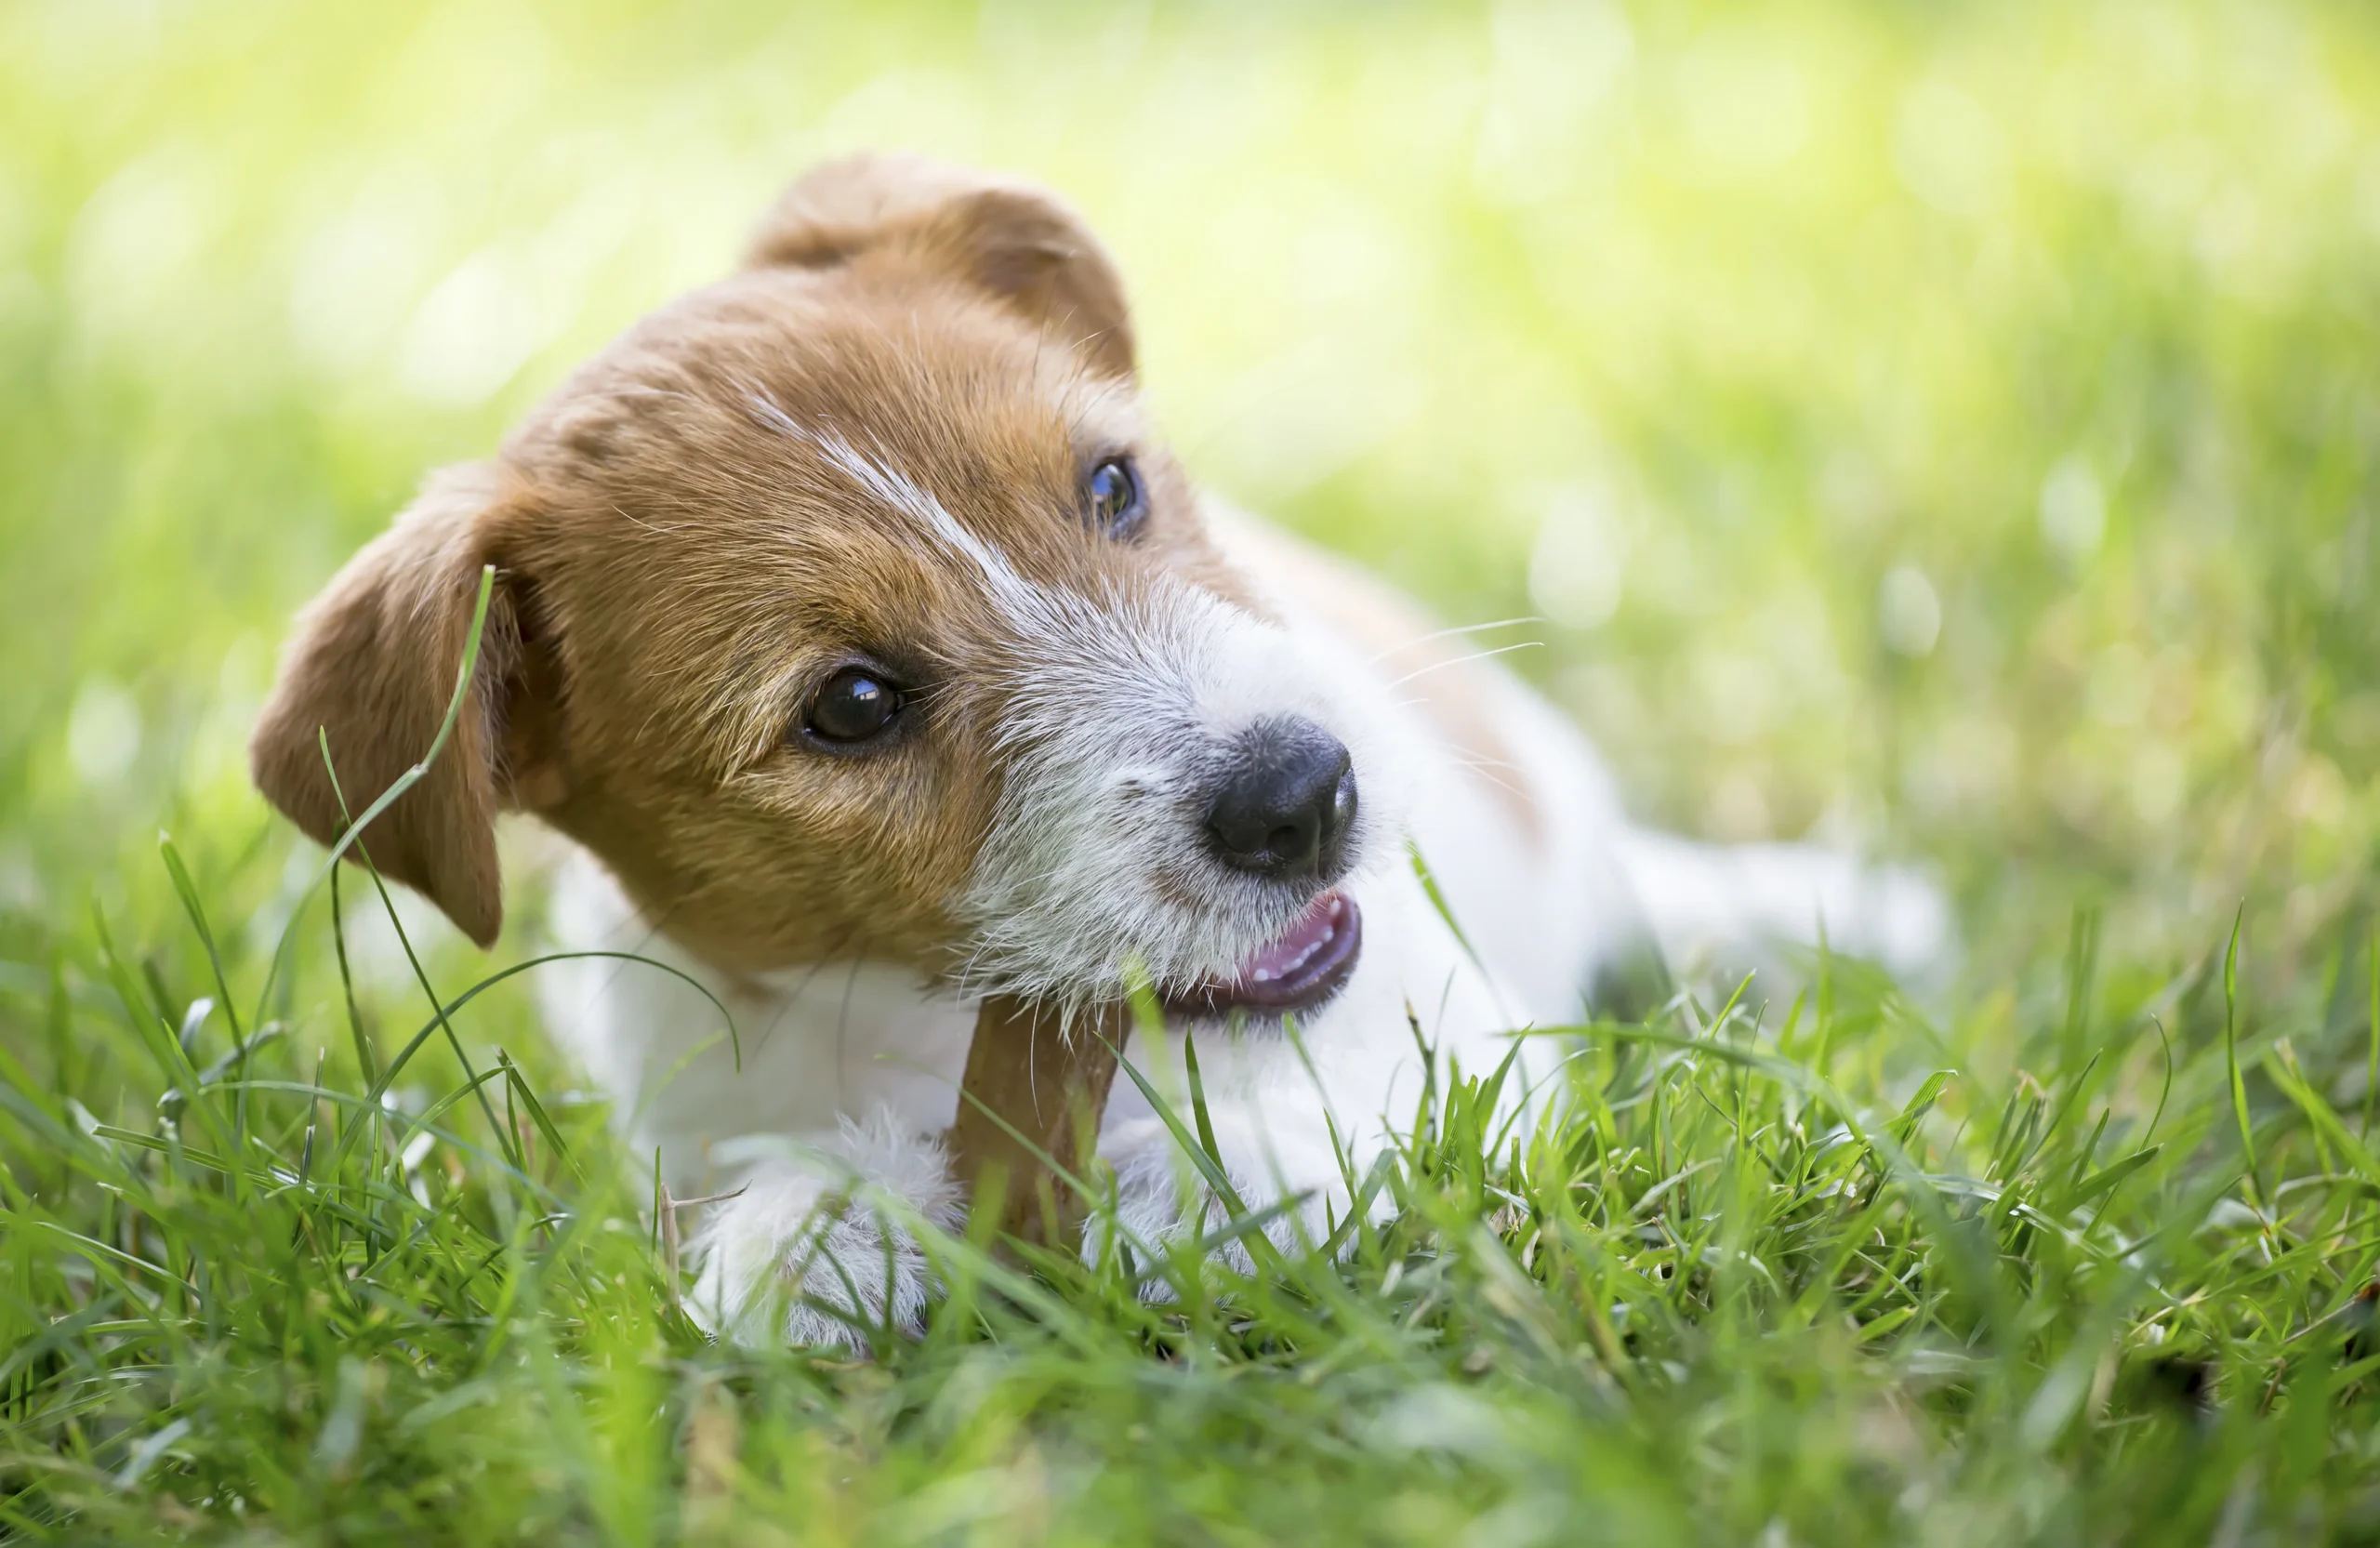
top-left (253, 153), bottom-right (1387, 1016)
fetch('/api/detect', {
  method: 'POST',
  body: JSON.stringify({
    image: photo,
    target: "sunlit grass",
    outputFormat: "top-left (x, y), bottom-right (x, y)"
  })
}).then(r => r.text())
top-left (5, 836), bottom-right (2378, 1541)
top-left (5, 0), bottom-right (2380, 1541)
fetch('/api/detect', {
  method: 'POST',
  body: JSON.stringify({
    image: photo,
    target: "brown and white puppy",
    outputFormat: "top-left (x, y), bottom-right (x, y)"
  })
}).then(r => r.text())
top-left (253, 154), bottom-right (1944, 1345)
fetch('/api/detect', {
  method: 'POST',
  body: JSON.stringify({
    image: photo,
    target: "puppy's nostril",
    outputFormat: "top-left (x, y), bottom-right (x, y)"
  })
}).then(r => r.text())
top-left (1329, 765), bottom-right (1358, 838)
top-left (1205, 716), bottom-right (1357, 880)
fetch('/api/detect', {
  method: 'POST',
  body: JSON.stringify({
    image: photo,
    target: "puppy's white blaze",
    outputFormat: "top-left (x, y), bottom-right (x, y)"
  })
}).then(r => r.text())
top-left (747, 391), bottom-right (1057, 641)
top-left (812, 432), bottom-right (1055, 628)
top-left (743, 390), bottom-right (805, 443)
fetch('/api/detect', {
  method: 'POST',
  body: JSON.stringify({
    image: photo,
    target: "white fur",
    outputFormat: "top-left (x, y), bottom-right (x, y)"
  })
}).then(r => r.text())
top-left (958, 572), bottom-right (1399, 1007)
top-left (537, 493), bottom-right (1948, 1349)
top-left (751, 393), bottom-right (1058, 639)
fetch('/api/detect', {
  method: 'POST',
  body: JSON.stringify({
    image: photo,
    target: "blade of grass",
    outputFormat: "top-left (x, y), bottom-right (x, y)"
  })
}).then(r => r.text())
top-left (248, 565), bottom-right (497, 1033)
top-left (2223, 905), bottom-right (2261, 1211)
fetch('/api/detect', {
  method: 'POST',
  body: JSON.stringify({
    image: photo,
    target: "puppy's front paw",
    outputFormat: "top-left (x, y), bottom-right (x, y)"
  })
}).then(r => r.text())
top-left (685, 1118), bottom-right (959, 1351)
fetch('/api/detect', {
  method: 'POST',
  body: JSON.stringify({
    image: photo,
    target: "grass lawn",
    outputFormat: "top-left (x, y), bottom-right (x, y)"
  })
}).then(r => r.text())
top-left (5, 1), bottom-right (2380, 1541)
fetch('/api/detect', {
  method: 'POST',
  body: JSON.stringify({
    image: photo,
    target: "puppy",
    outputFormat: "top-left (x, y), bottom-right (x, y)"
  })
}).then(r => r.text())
top-left (252, 154), bottom-right (1943, 1346)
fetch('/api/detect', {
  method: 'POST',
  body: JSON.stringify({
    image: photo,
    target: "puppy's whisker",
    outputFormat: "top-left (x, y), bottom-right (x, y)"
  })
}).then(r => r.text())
top-left (757, 924), bottom-right (863, 1060)
top-left (1434, 740), bottom-right (1521, 765)
top-left (1435, 746), bottom-right (1527, 774)
top-left (571, 896), bottom-right (685, 1038)
top-left (834, 945), bottom-right (871, 1092)
top-left (1368, 617), bottom-right (1544, 665)
top-left (1437, 757), bottom-right (1532, 806)
top-left (1380, 641), bottom-right (1543, 690)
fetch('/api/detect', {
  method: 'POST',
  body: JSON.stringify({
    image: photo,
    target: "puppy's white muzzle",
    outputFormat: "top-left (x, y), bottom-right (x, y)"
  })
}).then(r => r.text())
top-left (955, 577), bottom-right (1397, 1011)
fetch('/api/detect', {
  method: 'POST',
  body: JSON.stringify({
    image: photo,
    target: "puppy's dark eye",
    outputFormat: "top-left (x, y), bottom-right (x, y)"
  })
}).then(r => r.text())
top-left (803, 668), bottom-right (901, 746)
top-left (1085, 456), bottom-right (1145, 538)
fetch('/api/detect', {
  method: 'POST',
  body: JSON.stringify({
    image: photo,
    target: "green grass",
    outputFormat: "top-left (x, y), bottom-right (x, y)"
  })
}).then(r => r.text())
top-left (7, 839), bottom-right (2380, 1542)
top-left (6, 0), bottom-right (2380, 1541)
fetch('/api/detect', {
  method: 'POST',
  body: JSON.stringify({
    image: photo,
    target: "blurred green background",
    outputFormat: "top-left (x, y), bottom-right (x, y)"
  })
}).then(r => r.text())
top-left (1, 0), bottom-right (2374, 992)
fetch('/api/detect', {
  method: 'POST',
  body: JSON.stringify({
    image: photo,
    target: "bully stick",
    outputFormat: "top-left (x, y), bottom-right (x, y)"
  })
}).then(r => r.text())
top-left (946, 994), bottom-right (1125, 1249)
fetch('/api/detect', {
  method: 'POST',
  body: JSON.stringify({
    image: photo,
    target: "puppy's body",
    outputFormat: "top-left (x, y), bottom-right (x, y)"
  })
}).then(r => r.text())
top-left (536, 502), bottom-right (1932, 1343)
top-left (253, 154), bottom-right (1942, 1346)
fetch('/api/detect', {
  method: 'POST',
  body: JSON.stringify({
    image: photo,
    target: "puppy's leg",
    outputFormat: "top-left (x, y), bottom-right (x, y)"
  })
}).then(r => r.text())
top-left (686, 1109), bottom-right (961, 1351)
top-left (1610, 828), bottom-right (1950, 986)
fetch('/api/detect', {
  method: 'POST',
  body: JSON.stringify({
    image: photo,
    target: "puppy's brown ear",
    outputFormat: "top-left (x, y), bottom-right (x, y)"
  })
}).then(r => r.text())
top-left (748, 152), bottom-right (1135, 380)
top-left (250, 464), bottom-right (539, 948)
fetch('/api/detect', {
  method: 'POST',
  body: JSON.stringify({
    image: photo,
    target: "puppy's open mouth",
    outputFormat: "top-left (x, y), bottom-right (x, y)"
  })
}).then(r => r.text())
top-left (1162, 891), bottom-right (1362, 1020)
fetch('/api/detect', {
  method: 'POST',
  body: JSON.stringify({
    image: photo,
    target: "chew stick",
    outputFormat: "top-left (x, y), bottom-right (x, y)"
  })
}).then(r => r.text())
top-left (947, 994), bottom-right (1124, 1249)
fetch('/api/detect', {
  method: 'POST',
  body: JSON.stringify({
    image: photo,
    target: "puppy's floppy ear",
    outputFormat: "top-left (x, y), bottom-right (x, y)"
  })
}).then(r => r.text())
top-left (747, 152), bottom-right (1135, 380)
top-left (249, 463), bottom-right (543, 948)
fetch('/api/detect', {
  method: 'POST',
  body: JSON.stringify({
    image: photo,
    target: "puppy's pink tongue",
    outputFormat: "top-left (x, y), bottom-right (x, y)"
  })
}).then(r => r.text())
top-left (1238, 893), bottom-right (1343, 982)
top-left (1213, 890), bottom-right (1362, 1012)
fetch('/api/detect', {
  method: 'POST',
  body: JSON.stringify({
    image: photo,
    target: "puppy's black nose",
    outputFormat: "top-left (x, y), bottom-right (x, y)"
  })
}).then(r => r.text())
top-left (1206, 717), bottom-right (1357, 880)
